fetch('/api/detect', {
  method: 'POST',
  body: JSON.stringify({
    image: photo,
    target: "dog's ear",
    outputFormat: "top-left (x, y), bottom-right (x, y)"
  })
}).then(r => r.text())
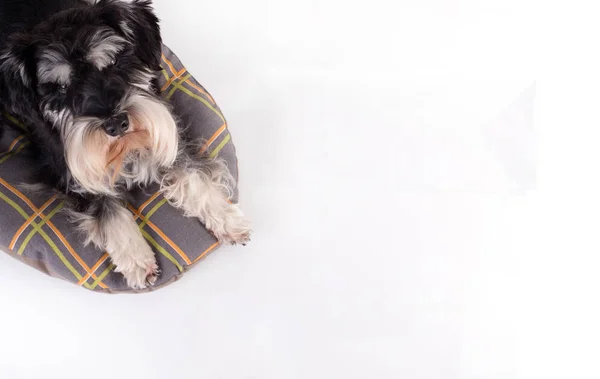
top-left (98, 0), bottom-right (162, 71)
top-left (0, 33), bottom-right (38, 118)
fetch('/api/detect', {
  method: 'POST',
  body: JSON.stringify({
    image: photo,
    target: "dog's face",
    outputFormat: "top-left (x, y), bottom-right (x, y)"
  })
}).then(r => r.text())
top-left (38, 26), bottom-right (151, 133)
top-left (0, 0), bottom-right (178, 194)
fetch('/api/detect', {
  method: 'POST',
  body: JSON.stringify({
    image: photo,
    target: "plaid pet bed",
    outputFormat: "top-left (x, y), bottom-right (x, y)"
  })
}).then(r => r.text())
top-left (0, 44), bottom-right (239, 293)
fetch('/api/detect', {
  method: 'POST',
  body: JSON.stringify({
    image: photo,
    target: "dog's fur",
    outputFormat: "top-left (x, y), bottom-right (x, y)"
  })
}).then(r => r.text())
top-left (0, 0), bottom-right (251, 289)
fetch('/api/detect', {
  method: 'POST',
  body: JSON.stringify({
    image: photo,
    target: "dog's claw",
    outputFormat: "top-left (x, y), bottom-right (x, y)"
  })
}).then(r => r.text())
top-left (204, 203), bottom-right (252, 246)
top-left (117, 259), bottom-right (160, 290)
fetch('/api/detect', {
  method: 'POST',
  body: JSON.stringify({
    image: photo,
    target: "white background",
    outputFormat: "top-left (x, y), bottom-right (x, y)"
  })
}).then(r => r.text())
top-left (2, 0), bottom-right (600, 378)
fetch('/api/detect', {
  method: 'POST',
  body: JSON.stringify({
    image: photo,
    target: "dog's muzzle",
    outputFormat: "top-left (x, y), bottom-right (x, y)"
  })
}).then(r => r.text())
top-left (103, 113), bottom-right (130, 137)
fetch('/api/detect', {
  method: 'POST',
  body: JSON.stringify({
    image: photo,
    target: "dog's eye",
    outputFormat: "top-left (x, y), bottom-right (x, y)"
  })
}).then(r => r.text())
top-left (109, 58), bottom-right (117, 66)
top-left (58, 83), bottom-right (67, 93)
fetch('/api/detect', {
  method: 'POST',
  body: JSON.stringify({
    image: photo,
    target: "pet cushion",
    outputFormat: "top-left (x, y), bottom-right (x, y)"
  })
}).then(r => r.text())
top-left (0, 44), bottom-right (239, 293)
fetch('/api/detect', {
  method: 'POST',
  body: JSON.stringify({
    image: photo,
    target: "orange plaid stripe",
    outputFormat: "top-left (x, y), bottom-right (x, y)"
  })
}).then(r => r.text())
top-left (161, 54), bottom-right (218, 105)
top-left (183, 78), bottom-right (216, 104)
top-left (127, 203), bottom-right (192, 265)
top-left (84, 191), bottom-right (192, 277)
top-left (160, 68), bottom-right (187, 92)
top-left (199, 123), bottom-right (227, 155)
top-left (9, 195), bottom-right (57, 249)
top-left (0, 178), bottom-right (109, 289)
top-left (161, 53), bottom-right (178, 76)
top-left (77, 253), bottom-right (109, 286)
top-left (7, 135), bottom-right (25, 151)
top-left (193, 241), bottom-right (220, 264)
top-left (1, 46), bottom-right (234, 292)
top-left (0, 134), bottom-right (29, 164)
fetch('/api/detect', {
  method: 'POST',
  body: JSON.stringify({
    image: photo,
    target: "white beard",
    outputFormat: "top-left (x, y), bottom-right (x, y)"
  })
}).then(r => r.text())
top-left (61, 91), bottom-right (179, 195)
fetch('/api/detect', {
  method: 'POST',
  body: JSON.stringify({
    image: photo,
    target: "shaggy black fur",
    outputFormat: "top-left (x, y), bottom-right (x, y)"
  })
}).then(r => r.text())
top-left (0, 0), bottom-right (162, 191)
top-left (0, 0), bottom-right (251, 289)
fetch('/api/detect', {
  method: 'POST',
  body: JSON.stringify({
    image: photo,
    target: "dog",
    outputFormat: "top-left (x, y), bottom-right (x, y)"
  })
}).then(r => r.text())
top-left (0, 0), bottom-right (252, 289)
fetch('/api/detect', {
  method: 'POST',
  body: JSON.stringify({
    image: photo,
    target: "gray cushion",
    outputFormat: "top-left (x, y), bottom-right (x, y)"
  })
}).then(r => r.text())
top-left (0, 44), bottom-right (239, 293)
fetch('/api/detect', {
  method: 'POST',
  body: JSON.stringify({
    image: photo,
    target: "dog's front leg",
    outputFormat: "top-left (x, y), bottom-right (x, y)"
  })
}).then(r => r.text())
top-left (160, 157), bottom-right (252, 245)
top-left (66, 196), bottom-right (158, 289)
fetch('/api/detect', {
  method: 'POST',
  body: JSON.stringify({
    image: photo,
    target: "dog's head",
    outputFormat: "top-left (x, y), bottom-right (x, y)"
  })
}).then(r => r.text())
top-left (0, 0), bottom-right (178, 194)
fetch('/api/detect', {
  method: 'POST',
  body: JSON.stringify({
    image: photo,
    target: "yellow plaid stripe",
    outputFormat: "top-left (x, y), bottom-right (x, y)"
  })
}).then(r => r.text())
top-left (199, 123), bottom-right (226, 155)
top-left (137, 191), bottom-right (163, 214)
top-left (159, 54), bottom-right (231, 159)
top-left (165, 73), bottom-right (192, 100)
top-left (16, 202), bottom-right (64, 255)
top-left (161, 68), bottom-right (169, 81)
top-left (137, 198), bottom-right (184, 271)
top-left (128, 203), bottom-right (192, 265)
top-left (10, 195), bottom-right (57, 249)
top-left (209, 133), bottom-right (231, 159)
top-left (78, 252), bottom-right (109, 286)
top-left (0, 188), bottom-right (93, 289)
top-left (183, 79), bottom-right (216, 104)
top-left (2, 111), bottom-right (27, 131)
top-left (91, 264), bottom-right (115, 290)
top-left (0, 135), bottom-right (30, 165)
top-left (84, 193), bottom-right (191, 280)
top-left (0, 48), bottom-right (230, 290)
top-left (160, 54), bottom-right (178, 78)
top-left (170, 79), bottom-right (225, 123)
top-left (161, 68), bottom-right (187, 92)
top-left (0, 178), bottom-right (109, 289)
top-left (160, 54), bottom-right (226, 123)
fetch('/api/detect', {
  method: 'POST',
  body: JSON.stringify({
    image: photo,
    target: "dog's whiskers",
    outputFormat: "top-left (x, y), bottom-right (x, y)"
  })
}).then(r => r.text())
top-left (106, 129), bottom-right (151, 184)
top-left (0, 0), bottom-right (252, 290)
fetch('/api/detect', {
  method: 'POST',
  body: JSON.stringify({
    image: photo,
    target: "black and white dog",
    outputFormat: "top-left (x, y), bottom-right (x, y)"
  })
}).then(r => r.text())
top-left (0, 0), bottom-right (251, 289)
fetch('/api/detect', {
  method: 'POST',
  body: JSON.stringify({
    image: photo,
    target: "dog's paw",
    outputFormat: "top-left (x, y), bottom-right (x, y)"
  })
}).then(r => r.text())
top-left (118, 260), bottom-right (160, 290)
top-left (111, 244), bottom-right (159, 289)
top-left (207, 203), bottom-right (252, 246)
top-left (221, 216), bottom-right (252, 245)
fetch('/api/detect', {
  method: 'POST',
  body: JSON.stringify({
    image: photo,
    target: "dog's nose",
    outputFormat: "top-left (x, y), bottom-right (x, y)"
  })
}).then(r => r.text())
top-left (104, 113), bottom-right (129, 137)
